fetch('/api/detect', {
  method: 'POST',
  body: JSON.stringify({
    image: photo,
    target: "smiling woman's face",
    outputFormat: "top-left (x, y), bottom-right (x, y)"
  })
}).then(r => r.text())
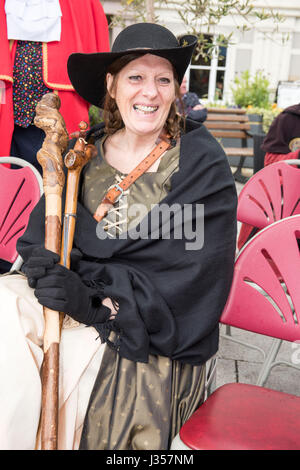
top-left (106, 54), bottom-right (176, 138)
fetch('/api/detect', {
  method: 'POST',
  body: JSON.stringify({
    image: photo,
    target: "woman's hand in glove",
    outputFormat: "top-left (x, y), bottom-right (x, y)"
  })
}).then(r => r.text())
top-left (22, 246), bottom-right (83, 288)
top-left (22, 246), bottom-right (60, 288)
top-left (34, 263), bottom-right (111, 326)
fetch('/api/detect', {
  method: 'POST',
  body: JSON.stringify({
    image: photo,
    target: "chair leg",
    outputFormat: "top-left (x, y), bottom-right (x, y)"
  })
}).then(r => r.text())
top-left (256, 338), bottom-right (300, 386)
top-left (256, 338), bottom-right (282, 386)
top-left (205, 356), bottom-right (217, 399)
top-left (264, 360), bottom-right (300, 374)
top-left (225, 325), bottom-right (231, 336)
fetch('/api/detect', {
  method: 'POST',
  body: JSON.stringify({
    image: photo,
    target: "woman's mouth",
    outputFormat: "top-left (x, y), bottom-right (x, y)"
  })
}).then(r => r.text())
top-left (133, 104), bottom-right (159, 114)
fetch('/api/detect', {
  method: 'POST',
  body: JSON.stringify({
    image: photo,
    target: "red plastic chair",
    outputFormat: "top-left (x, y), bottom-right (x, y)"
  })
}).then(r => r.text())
top-left (226, 159), bottom-right (300, 385)
top-left (237, 160), bottom-right (300, 229)
top-left (0, 157), bottom-right (43, 271)
top-left (171, 216), bottom-right (300, 450)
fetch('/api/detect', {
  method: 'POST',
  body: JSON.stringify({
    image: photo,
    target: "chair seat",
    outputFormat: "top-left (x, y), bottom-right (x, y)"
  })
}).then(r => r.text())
top-left (179, 383), bottom-right (300, 450)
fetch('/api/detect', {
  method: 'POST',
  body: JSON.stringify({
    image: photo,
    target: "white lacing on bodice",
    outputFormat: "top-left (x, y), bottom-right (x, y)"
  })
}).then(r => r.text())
top-left (102, 174), bottom-right (129, 238)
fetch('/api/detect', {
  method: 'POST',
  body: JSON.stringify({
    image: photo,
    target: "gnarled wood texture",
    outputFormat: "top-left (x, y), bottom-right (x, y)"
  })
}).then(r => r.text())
top-left (34, 94), bottom-right (96, 449)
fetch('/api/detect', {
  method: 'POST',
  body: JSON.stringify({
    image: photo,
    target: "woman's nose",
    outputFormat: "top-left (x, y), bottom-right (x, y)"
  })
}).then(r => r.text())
top-left (142, 78), bottom-right (158, 99)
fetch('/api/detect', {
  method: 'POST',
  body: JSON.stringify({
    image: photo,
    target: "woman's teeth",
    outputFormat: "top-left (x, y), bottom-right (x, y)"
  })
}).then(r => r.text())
top-left (133, 105), bottom-right (158, 114)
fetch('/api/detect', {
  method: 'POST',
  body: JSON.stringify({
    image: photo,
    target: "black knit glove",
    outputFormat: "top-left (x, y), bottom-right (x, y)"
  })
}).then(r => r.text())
top-left (22, 246), bottom-right (82, 288)
top-left (34, 263), bottom-right (111, 326)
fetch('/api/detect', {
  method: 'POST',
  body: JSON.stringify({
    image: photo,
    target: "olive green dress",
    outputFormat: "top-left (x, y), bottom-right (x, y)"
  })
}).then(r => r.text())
top-left (79, 136), bottom-right (206, 450)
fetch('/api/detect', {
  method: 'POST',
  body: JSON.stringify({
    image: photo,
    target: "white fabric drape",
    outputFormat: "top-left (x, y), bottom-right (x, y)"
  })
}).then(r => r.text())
top-left (5, 0), bottom-right (62, 42)
top-left (0, 273), bottom-right (105, 450)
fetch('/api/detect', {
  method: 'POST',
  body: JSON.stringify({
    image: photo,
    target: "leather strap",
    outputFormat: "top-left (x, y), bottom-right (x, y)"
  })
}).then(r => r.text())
top-left (94, 134), bottom-right (173, 222)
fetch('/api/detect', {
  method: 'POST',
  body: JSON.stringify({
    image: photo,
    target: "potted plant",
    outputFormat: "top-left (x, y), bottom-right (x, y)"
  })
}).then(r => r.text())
top-left (230, 70), bottom-right (284, 172)
top-left (231, 69), bottom-right (272, 134)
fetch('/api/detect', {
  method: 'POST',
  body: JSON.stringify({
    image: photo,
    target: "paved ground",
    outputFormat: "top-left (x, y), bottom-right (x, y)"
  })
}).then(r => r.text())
top-left (215, 178), bottom-right (300, 397)
top-left (217, 325), bottom-right (300, 396)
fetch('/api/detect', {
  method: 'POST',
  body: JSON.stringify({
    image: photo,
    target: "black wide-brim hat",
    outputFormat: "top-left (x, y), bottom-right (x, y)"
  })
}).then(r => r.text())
top-left (67, 22), bottom-right (197, 107)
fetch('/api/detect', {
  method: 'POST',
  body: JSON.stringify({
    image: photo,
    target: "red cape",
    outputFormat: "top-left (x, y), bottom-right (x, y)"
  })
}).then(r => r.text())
top-left (0, 0), bottom-right (109, 157)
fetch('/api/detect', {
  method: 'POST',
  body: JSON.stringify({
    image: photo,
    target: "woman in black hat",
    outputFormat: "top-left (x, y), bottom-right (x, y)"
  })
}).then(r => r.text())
top-left (0, 23), bottom-right (237, 450)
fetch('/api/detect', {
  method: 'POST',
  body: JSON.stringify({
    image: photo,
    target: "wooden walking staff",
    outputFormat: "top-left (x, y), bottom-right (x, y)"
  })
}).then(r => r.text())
top-left (34, 93), bottom-right (96, 449)
top-left (61, 121), bottom-right (96, 270)
top-left (34, 93), bottom-right (68, 450)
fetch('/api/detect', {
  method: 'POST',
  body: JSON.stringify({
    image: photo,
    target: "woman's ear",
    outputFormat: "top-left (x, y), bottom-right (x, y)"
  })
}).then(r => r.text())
top-left (106, 73), bottom-right (115, 99)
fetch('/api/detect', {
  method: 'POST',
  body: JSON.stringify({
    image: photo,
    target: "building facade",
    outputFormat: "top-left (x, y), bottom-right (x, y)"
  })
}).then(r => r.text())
top-left (101, 0), bottom-right (300, 105)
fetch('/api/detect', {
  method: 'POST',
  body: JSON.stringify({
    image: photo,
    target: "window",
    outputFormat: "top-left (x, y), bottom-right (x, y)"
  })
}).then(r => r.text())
top-left (106, 14), bottom-right (114, 45)
top-left (187, 35), bottom-right (227, 102)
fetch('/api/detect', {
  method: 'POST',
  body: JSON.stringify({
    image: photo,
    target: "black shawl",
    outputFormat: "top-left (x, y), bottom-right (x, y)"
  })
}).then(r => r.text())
top-left (17, 119), bottom-right (237, 365)
top-left (261, 104), bottom-right (300, 154)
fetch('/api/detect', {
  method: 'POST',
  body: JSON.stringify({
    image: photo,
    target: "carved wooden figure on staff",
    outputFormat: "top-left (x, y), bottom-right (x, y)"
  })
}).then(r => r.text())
top-left (34, 92), bottom-right (96, 449)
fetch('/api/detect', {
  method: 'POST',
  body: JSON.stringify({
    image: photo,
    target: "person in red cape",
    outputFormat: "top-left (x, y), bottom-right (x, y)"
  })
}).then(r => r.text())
top-left (0, 0), bottom-right (109, 170)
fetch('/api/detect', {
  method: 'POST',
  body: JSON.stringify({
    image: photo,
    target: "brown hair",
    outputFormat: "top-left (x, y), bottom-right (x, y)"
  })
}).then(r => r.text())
top-left (102, 53), bottom-right (183, 139)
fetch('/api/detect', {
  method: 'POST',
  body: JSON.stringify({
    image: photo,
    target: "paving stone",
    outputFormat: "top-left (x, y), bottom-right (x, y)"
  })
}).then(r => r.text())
top-left (215, 357), bottom-right (237, 388)
top-left (217, 326), bottom-right (300, 395)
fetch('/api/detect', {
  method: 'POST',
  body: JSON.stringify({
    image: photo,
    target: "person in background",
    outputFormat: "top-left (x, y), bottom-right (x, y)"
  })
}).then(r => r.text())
top-left (0, 0), bottom-right (109, 172)
top-left (262, 103), bottom-right (300, 165)
top-left (0, 0), bottom-right (109, 274)
top-left (176, 74), bottom-right (207, 122)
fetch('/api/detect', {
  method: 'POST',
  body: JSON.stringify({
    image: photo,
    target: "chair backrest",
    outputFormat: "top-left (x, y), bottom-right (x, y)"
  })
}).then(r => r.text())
top-left (237, 160), bottom-right (300, 229)
top-left (221, 215), bottom-right (300, 342)
top-left (0, 157), bottom-right (43, 270)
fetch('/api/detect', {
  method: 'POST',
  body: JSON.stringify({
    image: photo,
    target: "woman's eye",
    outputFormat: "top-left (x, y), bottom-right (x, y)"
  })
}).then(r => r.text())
top-left (129, 75), bottom-right (142, 81)
top-left (158, 77), bottom-right (171, 84)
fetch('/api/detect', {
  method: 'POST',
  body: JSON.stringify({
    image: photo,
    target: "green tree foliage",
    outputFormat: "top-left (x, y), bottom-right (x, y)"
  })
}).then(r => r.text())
top-left (231, 70), bottom-right (271, 109)
top-left (110, 0), bottom-right (287, 62)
